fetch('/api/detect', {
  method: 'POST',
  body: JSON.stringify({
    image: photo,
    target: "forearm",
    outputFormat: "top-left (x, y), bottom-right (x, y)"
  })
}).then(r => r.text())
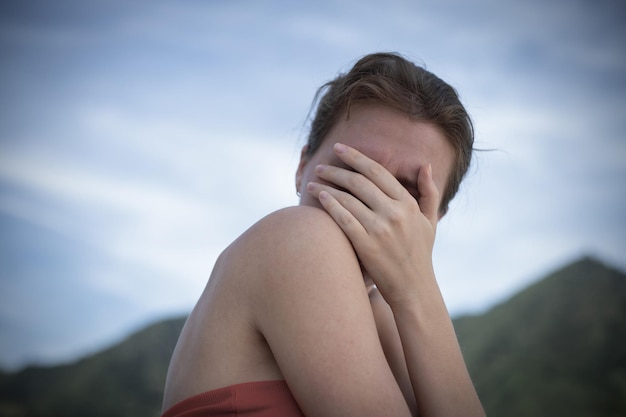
top-left (391, 273), bottom-right (485, 417)
top-left (369, 289), bottom-right (418, 414)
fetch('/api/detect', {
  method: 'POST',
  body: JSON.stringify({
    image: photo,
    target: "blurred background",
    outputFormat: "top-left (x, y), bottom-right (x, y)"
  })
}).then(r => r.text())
top-left (1, 0), bottom-right (625, 372)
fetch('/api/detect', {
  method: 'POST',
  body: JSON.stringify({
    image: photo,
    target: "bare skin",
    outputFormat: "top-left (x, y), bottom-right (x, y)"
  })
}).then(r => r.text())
top-left (162, 103), bottom-right (485, 417)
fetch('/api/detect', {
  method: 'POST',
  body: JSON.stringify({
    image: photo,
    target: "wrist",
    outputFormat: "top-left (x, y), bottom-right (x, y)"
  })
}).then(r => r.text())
top-left (384, 262), bottom-right (436, 306)
top-left (388, 269), bottom-right (449, 325)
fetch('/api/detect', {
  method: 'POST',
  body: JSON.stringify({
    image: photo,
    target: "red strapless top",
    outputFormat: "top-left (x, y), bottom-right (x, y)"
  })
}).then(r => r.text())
top-left (161, 380), bottom-right (305, 417)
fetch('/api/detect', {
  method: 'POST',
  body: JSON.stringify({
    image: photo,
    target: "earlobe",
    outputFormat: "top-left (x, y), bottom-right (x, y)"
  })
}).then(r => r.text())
top-left (295, 145), bottom-right (310, 194)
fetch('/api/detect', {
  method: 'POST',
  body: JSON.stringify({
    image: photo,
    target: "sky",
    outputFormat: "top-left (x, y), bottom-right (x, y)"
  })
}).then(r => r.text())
top-left (0, 0), bottom-right (625, 371)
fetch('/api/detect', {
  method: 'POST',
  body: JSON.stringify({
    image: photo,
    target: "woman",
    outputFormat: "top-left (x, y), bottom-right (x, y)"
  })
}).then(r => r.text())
top-left (161, 52), bottom-right (485, 417)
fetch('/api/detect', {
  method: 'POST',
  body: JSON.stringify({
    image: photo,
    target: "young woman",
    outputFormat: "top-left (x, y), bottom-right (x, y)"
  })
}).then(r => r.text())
top-left (161, 52), bottom-right (485, 417)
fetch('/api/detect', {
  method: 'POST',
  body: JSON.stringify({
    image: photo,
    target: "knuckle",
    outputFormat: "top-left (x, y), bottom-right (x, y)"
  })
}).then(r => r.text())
top-left (386, 205), bottom-right (404, 225)
top-left (370, 218), bottom-right (392, 239)
top-left (404, 198), bottom-right (420, 214)
top-left (337, 191), bottom-right (353, 207)
top-left (347, 173), bottom-right (367, 190)
top-left (338, 211), bottom-right (354, 227)
top-left (366, 163), bottom-right (384, 179)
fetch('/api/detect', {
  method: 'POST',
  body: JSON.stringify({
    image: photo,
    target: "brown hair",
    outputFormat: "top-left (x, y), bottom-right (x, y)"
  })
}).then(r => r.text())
top-left (305, 52), bottom-right (474, 215)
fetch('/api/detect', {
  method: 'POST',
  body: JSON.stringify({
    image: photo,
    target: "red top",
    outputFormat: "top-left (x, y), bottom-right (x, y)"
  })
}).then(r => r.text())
top-left (161, 380), bottom-right (305, 417)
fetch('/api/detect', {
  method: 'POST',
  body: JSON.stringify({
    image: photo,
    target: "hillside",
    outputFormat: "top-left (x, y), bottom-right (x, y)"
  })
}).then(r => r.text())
top-left (0, 317), bottom-right (186, 417)
top-left (456, 256), bottom-right (626, 416)
top-left (0, 256), bottom-right (624, 417)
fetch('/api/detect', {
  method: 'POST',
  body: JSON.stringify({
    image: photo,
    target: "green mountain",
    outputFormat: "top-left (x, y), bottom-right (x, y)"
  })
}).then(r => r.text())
top-left (0, 317), bottom-right (186, 417)
top-left (0, 256), bottom-right (624, 417)
top-left (456, 256), bottom-right (626, 416)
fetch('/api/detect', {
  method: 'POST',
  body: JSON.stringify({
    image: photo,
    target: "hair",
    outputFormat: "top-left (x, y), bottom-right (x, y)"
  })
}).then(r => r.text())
top-left (305, 52), bottom-right (474, 215)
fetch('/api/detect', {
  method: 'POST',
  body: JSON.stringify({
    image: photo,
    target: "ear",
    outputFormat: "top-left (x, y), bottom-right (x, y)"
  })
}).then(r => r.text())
top-left (295, 145), bottom-right (310, 195)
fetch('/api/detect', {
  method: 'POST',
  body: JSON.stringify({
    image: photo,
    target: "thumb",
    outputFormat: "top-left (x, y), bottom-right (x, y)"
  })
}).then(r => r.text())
top-left (417, 163), bottom-right (440, 228)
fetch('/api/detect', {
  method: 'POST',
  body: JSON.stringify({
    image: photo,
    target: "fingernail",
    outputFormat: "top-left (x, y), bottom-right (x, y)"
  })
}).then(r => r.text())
top-left (315, 164), bottom-right (326, 173)
top-left (334, 143), bottom-right (347, 153)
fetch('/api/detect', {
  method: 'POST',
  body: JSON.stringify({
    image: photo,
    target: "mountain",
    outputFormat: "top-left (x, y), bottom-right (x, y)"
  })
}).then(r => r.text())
top-left (0, 317), bottom-right (186, 417)
top-left (456, 256), bottom-right (626, 416)
top-left (0, 256), bottom-right (624, 417)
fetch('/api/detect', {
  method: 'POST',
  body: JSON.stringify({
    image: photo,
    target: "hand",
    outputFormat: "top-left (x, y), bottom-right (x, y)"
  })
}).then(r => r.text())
top-left (306, 143), bottom-right (441, 306)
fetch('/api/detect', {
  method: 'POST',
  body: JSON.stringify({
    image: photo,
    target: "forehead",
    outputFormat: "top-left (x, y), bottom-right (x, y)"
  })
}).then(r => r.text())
top-left (321, 103), bottom-right (455, 191)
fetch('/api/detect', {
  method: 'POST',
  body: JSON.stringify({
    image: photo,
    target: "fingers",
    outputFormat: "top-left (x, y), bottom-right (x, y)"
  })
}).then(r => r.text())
top-left (313, 164), bottom-right (385, 210)
top-left (310, 142), bottom-right (441, 229)
top-left (307, 181), bottom-right (375, 225)
top-left (417, 163), bottom-right (440, 227)
top-left (316, 189), bottom-right (369, 243)
top-left (333, 143), bottom-right (406, 201)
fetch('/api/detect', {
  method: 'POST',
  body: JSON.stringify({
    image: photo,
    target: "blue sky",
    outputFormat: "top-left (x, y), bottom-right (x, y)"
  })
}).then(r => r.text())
top-left (1, 0), bottom-right (625, 370)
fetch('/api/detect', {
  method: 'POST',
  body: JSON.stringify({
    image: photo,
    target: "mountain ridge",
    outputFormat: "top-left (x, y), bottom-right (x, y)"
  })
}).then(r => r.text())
top-left (457, 256), bottom-right (626, 416)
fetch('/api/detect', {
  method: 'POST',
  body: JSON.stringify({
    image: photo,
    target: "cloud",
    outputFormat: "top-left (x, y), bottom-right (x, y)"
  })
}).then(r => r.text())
top-left (1, 0), bottom-right (625, 369)
top-left (0, 115), bottom-right (299, 367)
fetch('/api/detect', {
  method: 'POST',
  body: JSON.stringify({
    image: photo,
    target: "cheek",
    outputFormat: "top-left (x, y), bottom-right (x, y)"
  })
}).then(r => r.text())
top-left (434, 170), bottom-right (449, 195)
top-left (304, 148), bottom-right (337, 179)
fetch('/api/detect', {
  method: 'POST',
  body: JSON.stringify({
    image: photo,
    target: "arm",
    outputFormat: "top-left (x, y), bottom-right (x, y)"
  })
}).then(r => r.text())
top-left (370, 288), bottom-right (418, 414)
top-left (307, 144), bottom-right (485, 417)
top-left (248, 207), bottom-right (413, 416)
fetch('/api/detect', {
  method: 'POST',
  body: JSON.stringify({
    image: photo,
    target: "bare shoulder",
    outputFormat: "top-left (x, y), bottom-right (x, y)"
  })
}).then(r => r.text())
top-left (222, 206), bottom-right (359, 287)
top-left (228, 205), bottom-right (362, 301)
top-left (231, 205), bottom-right (353, 256)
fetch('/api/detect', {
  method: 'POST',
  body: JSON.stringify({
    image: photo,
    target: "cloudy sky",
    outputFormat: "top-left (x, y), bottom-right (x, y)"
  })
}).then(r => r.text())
top-left (1, 0), bottom-right (625, 370)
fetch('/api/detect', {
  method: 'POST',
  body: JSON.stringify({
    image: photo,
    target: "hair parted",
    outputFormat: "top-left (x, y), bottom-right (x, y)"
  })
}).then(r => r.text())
top-left (305, 52), bottom-right (474, 215)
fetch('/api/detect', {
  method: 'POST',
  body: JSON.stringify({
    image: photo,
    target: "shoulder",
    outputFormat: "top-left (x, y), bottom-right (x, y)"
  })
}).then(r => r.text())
top-left (214, 205), bottom-right (362, 312)
top-left (218, 205), bottom-right (368, 333)
top-left (227, 206), bottom-right (356, 268)
top-left (249, 205), bottom-right (348, 242)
